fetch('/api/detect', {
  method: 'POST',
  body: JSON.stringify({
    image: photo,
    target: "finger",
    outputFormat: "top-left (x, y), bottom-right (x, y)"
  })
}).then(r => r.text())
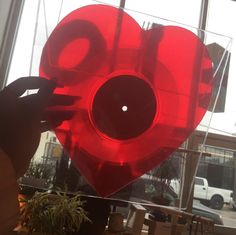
top-left (18, 95), bottom-right (77, 124)
top-left (17, 94), bottom-right (48, 115)
top-left (42, 110), bottom-right (75, 122)
top-left (40, 119), bottom-right (65, 132)
top-left (13, 94), bottom-right (39, 118)
top-left (1, 77), bottom-right (56, 98)
top-left (30, 80), bottom-right (59, 113)
top-left (18, 93), bottom-right (79, 109)
top-left (40, 110), bottom-right (75, 132)
top-left (40, 121), bottom-right (54, 132)
top-left (47, 94), bottom-right (80, 107)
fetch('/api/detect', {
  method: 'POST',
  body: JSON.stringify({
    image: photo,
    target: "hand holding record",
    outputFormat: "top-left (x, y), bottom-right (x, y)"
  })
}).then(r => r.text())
top-left (0, 77), bottom-right (78, 178)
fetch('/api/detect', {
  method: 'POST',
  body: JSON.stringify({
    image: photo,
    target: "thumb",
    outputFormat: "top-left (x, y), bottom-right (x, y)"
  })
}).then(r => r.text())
top-left (35, 80), bottom-right (57, 113)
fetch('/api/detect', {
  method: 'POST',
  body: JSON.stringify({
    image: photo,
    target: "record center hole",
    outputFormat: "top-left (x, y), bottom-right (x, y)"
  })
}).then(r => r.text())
top-left (92, 75), bottom-right (157, 140)
top-left (122, 105), bottom-right (128, 112)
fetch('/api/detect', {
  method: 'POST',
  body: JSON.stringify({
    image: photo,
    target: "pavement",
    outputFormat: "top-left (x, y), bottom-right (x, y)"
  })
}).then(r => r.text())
top-left (216, 205), bottom-right (236, 228)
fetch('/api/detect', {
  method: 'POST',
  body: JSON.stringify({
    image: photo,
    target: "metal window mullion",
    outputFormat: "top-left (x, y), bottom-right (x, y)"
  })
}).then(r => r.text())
top-left (0, 0), bottom-right (25, 89)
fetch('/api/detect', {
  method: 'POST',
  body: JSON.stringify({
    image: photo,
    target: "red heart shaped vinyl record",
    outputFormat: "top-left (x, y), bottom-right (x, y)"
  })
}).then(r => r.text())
top-left (39, 4), bottom-right (213, 196)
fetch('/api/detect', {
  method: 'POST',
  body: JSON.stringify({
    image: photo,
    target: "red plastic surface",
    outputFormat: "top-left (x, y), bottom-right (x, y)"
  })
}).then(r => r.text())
top-left (39, 4), bottom-right (213, 197)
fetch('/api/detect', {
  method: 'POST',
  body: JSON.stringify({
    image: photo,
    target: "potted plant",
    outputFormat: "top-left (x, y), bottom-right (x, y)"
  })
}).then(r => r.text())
top-left (18, 190), bottom-right (90, 235)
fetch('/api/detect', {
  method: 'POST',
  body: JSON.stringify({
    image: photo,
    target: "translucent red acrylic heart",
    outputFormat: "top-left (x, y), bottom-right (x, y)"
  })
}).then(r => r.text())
top-left (40, 4), bottom-right (213, 196)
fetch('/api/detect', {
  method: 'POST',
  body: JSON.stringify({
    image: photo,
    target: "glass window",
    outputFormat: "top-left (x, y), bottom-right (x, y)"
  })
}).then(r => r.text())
top-left (195, 178), bottom-right (204, 186)
top-left (222, 166), bottom-right (234, 190)
top-left (3, 1), bottom-right (236, 232)
top-left (6, 0), bottom-right (236, 230)
top-left (7, 0), bottom-right (203, 84)
top-left (7, 0), bottom-right (201, 195)
top-left (197, 162), bottom-right (208, 178)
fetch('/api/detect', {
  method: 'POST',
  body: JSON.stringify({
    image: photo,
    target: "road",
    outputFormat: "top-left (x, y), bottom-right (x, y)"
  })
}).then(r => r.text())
top-left (216, 205), bottom-right (236, 228)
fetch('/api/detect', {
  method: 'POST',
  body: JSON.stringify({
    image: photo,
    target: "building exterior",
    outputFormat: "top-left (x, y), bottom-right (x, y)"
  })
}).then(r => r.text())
top-left (190, 130), bottom-right (236, 193)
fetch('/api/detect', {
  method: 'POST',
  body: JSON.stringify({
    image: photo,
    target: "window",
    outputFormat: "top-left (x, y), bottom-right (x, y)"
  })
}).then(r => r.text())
top-left (4, 0), bottom-right (236, 228)
top-left (8, 0), bottom-right (203, 84)
top-left (7, 0), bottom-right (202, 194)
top-left (195, 178), bottom-right (204, 186)
top-left (200, 145), bottom-right (234, 165)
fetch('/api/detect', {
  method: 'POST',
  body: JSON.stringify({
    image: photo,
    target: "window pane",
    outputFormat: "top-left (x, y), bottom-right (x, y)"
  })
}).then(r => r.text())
top-left (195, 178), bottom-right (204, 186)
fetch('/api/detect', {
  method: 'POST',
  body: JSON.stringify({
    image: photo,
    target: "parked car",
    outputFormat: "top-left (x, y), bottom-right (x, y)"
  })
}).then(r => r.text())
top-left (229, 192), bottom-right (236, 210)
top-left (171, 177), bottom-right (233, 210)
top-left (148, 199), bottom-right (223, 225)
top-left (194, 177), bottom-right (233, 210)
top-left (114, 175), bottom-right (223, 225)
top-left (192, 199), bottom-right (223, 225)
top-left (113, 174), bottom-right (177, 205)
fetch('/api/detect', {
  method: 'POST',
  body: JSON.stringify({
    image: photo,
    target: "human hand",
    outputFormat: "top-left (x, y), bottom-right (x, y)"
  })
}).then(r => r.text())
top-left (0, 77), bottom-right (77, 178)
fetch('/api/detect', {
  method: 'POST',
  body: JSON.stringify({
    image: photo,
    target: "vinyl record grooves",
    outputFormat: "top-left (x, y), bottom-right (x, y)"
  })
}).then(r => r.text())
top-left (39, 4), bottom-right (214, 196)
